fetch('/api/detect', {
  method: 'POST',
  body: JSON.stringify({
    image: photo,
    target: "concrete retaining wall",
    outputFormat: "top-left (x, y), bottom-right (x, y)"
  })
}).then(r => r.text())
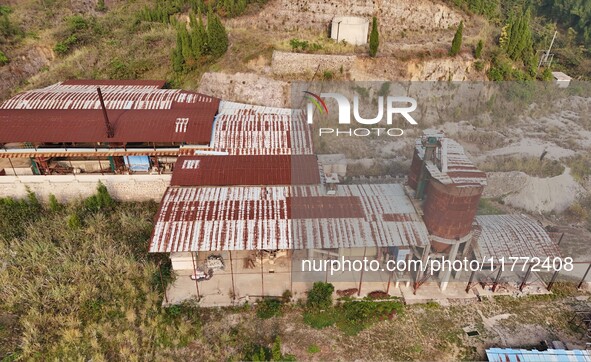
top-left (0, 174), bottom-right (172, 202)
top-left (271, 51), bottom-right (355, 75)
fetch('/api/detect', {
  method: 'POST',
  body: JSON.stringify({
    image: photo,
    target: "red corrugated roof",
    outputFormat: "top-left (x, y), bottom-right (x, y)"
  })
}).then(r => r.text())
top-left (211, 101), bottom-right (314, 155)
top-left (0, 108), bottom-right (217, 143)
top-left (149, 184), bottom-right (431, 252)
top-left (170, 155), bottom-right (321, 186)
top-left (60, 79), bottom-right (166, 88)
top-left (0, 82), bottom-right (220, 144)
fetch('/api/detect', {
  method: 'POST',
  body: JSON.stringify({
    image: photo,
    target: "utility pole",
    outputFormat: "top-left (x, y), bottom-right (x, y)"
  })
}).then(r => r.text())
top-left (537, 31), bottom-right (558, 72)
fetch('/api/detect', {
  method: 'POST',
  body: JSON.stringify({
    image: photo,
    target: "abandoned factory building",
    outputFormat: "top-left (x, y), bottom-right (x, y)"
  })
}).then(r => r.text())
top-left (0, 80), bottom-right (562, 306)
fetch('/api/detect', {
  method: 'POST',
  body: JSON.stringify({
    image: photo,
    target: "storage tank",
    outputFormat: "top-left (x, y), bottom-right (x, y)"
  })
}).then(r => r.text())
top-left (409, 130), bottom-right (487, 251)
top-left (423, 181), bottom-right (483, 242)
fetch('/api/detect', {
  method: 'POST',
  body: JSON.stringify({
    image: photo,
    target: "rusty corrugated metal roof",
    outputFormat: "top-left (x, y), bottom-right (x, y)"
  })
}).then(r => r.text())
top-left (416, 130), bottom-right (487, 186)
top-left (211, 101), bottom-right (314, 155)
top-left (0, 82), bottom-right (219, 144)
top-left (149, 183), bottom-right (430, 252)
top-left (170, 155), bottom-right (321, 186)
top-left (0, 109), bottom-right (217, 144)
top-left (1, 83), bottom-right (212, 110)
top-left (475, 214), bottom-right (561, 260)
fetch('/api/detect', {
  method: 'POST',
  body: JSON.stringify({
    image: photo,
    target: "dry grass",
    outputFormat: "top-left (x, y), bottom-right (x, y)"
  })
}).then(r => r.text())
top-left (479, 156), bottom-right (565, 178)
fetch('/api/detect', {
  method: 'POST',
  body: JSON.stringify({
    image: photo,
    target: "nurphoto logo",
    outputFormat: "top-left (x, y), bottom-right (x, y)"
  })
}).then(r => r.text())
top-left (304, 91), bottom-right (418, 137)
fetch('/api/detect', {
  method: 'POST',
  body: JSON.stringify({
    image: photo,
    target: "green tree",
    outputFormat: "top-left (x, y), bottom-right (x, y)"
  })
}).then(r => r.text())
top-left (178, 24), bottom-right (192, 63)
top-left (206, 7), bottom-right (228, 58)
top-left (172, 31), bottom-right (184, 72)
top-left (475, 39), bottom-right (483, 58)
top-left (369, 16), bottom-right (379, 57)
top-left (503, 9), bottom-right (533, 65)
top-left (191, 10), bottom-right (207, 57)
top-left (450, 21), bottom-right (463, 56)
top-left (272, 336), bottom-right (282, 361)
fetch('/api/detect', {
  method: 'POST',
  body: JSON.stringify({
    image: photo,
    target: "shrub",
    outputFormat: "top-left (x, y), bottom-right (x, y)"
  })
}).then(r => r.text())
top-left (84, 182), bottom-right (115, 212)
top-left (303, 310), bottom-right (337, 329)
top-left (308, 344), bottom-right (320, 354)
top-left (256, 298), bottom-right (282, 319)
top-left (96, 0), bottom-right (106, 12)
top-left (474, 60), bottom-right (484, 71)
top-left (289, 38), bottom-right (309, 51)
top-left (67, 214), bottom-right (81, 229)
top-left (48, 194), bottom-right (61, 212)
top-left (306, 282), bottom-right (334, 310)
top-left (0, 49), bottom-right (8, 65)
top-left (322, 70), bottom-right (334, 80)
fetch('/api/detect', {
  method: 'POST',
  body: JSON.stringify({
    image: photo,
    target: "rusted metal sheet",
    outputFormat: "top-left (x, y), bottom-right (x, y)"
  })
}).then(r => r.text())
top-left (0, 81), bottom-right (220, 145)
top-left (0, 108), bottom-right (217, 144)
top-left (149, 183), bottom-right (430, 252)
top-left (475, 214), bottom-right (561, 260)
top-left (414, 130), bottom-right (487, 186)
top-left (170, 155), bottom-right (321, 186)
top-left (211, 101), bottom-right (314, 155)
top-left (423, 180), bottom-right (483, 240)
top-left (1, 84), bottom-right (214, 111)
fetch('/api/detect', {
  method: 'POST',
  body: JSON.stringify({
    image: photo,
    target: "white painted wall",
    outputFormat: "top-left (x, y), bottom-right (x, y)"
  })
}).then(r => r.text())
top-left (330, 16), bottom-right (369, 45)
top-left (0, 174), bottom-right (171, 202)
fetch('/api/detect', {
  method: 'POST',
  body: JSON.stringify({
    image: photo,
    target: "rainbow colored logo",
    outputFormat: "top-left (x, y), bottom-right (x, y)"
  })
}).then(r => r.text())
top-left (303, 91), bottom-right (329, 114)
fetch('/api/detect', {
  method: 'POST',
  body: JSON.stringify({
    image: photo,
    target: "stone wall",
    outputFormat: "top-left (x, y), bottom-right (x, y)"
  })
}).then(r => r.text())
top-left (0, 174), bottom-right (172, 202)
top-left (271, 50), bottom-right (355, 75)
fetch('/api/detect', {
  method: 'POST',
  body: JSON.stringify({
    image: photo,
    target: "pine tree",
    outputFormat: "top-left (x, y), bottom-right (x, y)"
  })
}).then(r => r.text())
top-left (189, 12), bottom-right (203, 60)
top-left (195, 9), bottom-right (208, 55)
top-left (207, 7), bottom-right (229, 58)
top-left (369, 16), bottom-right (379, 57)
top-left (475, 39), bottom-right (483, 58)
top-left (179, 24), bottom-right (192, 63)
top-left (449, 21), bottom-right (463, 56)
top-left (171, 31), bottom-right (184, 72)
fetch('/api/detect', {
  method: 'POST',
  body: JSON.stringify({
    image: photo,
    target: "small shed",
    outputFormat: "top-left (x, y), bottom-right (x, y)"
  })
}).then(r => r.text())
top-left (552, 71), bottom-right (572, 88)
top-left (330, 16), bottom-right (369, 45)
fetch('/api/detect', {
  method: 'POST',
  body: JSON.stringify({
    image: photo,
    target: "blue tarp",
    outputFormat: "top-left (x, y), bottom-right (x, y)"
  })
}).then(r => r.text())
top-left (486, 348), bottom-right (591, 362)
top-left (124, 155), bottom-right (150, 172)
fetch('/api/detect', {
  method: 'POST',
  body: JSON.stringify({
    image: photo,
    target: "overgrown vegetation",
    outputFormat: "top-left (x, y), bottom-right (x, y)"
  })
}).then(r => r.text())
top-left (0, 185), bottom-right (196, 360)
top-left (302, 282), bottom-right (405, 335)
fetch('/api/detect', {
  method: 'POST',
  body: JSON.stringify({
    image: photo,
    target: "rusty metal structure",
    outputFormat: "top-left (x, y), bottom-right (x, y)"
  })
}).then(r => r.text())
top-left (0, 80), bottom-right (567, 301)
